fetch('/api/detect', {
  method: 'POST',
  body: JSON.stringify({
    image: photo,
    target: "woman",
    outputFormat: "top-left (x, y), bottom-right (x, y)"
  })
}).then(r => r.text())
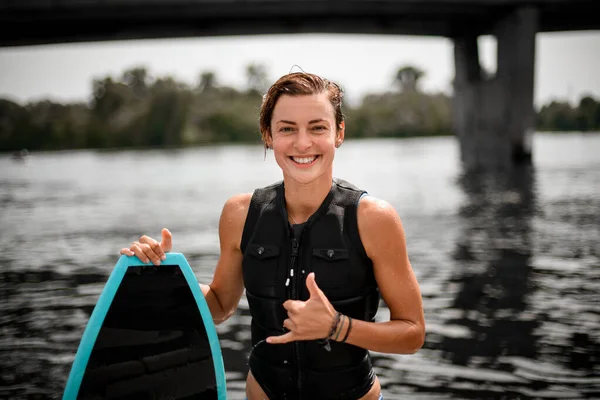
top-left (120, 72), bottom-right (425, 400)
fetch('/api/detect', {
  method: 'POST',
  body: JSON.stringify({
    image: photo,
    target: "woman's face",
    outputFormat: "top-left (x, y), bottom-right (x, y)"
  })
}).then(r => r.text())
top-left (267, 93), bottom-right (344, 185)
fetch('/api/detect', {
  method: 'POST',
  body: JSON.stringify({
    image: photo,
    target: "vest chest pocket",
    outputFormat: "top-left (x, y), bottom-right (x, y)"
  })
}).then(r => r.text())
top-left (243, 244), bottom-right (280, 288)
top-left (311, 248), bottom-right (351, 290)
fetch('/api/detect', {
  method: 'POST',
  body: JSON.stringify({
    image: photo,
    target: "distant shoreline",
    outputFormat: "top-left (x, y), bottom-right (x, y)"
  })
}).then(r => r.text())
top-left (4, 131), bottom-right (599, 158)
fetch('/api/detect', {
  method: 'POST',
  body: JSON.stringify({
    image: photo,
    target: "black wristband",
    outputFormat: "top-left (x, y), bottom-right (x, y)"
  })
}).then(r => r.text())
top-left (340, 316), bottom-right (352, 343)
top-left (333, 315), bottom-right (346, 341)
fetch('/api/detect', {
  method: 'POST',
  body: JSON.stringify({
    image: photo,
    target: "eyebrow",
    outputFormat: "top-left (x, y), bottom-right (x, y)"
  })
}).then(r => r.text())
top-left (276, 119), bottom-right (328, 125)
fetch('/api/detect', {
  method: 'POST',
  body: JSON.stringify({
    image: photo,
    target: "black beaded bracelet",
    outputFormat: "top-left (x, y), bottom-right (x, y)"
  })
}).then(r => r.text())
top-left (328, 311), bottom-right (341, 339)
top-left (318, 311), bottom-right (341, 352)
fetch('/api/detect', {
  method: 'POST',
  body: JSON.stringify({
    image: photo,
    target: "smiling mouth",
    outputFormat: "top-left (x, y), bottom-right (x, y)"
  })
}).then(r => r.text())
top-left (290, 155), bottom-right (319, 165)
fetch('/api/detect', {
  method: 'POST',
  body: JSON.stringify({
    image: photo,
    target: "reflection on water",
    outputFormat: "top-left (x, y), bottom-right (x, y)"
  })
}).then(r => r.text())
top-left (0, 134), bottom-right (599, 399)
top-left (440, 167), bottom-right (542, 397)
top-left (449, 167), bottom-right (539, 362)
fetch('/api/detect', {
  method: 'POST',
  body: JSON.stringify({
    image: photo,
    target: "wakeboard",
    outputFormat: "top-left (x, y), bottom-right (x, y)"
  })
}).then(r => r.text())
top-left (62, 253), bottom-right (227, 399)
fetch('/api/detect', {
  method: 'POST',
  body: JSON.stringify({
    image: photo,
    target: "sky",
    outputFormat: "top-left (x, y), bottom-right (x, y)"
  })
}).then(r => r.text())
top-left (0, 31), bottom-right (599, 108)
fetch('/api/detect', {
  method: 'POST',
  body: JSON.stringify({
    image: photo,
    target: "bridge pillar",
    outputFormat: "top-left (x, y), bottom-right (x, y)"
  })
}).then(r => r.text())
top-left (452, 7), bottom-right (539, 171)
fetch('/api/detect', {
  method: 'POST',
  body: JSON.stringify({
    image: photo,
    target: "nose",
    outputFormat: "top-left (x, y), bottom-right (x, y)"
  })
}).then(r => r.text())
top-left (294, 128), bottom-right (312, 152)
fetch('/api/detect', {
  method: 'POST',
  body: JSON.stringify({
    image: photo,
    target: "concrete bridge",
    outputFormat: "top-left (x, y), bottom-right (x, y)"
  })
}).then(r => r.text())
top-left (2, 0), bottom-right (598, 170)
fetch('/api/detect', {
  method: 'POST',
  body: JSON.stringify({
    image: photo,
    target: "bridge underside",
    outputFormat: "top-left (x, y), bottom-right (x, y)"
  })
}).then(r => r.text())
top-left (0, 1), bottom-right (598, 47)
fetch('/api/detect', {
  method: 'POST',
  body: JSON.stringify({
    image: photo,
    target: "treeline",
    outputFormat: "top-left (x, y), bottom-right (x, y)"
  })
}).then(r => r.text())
top-left (536, 97), bottom-right (600, 132)
top-left (0, 64), bottom-right (598, 152)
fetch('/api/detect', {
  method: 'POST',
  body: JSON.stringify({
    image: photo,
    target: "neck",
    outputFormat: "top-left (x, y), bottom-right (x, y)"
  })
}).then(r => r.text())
top-left (283, 171), bottom-right (333, 224)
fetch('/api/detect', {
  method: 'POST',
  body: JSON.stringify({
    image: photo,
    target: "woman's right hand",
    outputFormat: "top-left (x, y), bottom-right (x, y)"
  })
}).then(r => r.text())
top-left (119, 228), bottom-right (173, 265)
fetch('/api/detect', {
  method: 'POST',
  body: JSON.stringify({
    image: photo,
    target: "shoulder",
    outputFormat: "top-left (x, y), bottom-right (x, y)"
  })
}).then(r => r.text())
top-left (221, 193), bottom-right (253, 220)
top-left (220, 193), bottom-right (253, 234)
top-left (357, 196), bottom-right (406, 254)
top-left (358, 195), bottom-right (399, 221)
top-left (219, 193), bottom-right (253, 250)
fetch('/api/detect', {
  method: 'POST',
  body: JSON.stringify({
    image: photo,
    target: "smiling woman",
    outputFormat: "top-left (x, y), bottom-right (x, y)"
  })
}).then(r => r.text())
top-left (121, 72), bottom-right (426, 400)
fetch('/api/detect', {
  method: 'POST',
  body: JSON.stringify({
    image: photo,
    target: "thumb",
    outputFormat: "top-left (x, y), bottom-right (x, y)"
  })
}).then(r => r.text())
top-left (161, 228), bottom-right (172, 252)
top-left (266, 331), bottom-right (295, 345)
top-left (306, 272), bottom-right (322, 299)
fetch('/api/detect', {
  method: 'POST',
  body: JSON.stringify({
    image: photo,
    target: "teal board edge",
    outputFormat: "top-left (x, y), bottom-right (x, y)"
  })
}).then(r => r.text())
top-left (62, 253), bottom-right (227, 400)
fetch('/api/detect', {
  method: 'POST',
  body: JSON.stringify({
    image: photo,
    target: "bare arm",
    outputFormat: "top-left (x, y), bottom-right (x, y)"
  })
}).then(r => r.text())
top-left (200, 193), bottom-right (251, 324)
top-left (341, 196), bottom-right (425, 354)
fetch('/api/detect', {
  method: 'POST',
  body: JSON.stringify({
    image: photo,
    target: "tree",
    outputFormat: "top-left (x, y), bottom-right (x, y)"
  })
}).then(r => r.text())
top-left (91, 77), bottom-right (132, 118)
top-left (394, 65), bottom-right (425, 92)
top-left (576, 95), bottom-right (600, 131)
top-left (537, 101), bottom-right (577, 131)
top-left (198, 71), bottom-right (217, 93)
top-left (246, 63), bottom-right (268, 94)
top-left (122, 67), bottom-right (150, 97)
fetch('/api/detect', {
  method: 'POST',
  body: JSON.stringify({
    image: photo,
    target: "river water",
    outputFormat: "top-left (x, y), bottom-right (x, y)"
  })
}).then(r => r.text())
top-left (1, 133), bottom-right (599, 399)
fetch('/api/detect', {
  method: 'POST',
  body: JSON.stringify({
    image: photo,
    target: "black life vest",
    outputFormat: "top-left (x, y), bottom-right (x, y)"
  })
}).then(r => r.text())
top-left (240, 178), bottom-right (381, 399)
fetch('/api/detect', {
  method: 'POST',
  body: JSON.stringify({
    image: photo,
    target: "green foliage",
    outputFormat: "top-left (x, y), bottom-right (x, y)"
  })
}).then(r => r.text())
top-left (0, 63), bottom-right (598, 153)
top-left (536, 95), bottom-right (600, 132)
top-left (345, 90), bottom-right (452, 138)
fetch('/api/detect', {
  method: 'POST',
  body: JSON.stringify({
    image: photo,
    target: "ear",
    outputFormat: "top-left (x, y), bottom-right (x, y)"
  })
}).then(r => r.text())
top-left (335, 121), bottom-right (345, 148)
top-left (263, 130), bottom-right (273, 149)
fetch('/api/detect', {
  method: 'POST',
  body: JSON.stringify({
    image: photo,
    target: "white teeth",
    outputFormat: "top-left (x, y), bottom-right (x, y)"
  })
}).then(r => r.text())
top-left (292, 156), bottom-right (316, 164)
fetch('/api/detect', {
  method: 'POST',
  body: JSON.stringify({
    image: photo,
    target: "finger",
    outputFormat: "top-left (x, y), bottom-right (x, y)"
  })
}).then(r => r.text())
top-left (119, 248), bottom-right (135, 256)
top-left (282, 300), bottom-right (302, 314)
top-left (161, 228), bottom-right (172, 253)
top-left (266, 331), bottom-right (295, 345)
top-left (130, 243), bottom-right (150, 264)
top-left (282, 318), bottom-right (296, 332)
top-left (135, 242), bottom-right (161, 265)
top-left (139, 235), bottom-right (165, 261)
top-left (305, 272), bottom-right (322, 299)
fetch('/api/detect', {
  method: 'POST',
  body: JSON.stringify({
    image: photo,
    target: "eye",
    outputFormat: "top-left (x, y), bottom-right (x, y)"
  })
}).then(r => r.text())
top-left (312, 125), bottom-right (327, 132)
top-left (279, 126), bottom-right (295, 133)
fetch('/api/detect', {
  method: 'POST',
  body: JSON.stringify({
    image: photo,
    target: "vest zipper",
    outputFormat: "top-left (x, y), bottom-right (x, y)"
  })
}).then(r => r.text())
top-left (290, 237), bottom-right (299, 298)
top-left (289, 236), bottom-right (303, 398)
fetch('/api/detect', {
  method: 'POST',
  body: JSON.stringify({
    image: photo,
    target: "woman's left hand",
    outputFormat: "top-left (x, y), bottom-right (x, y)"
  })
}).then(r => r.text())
top-left (267, 272), bottom-right (336, 344)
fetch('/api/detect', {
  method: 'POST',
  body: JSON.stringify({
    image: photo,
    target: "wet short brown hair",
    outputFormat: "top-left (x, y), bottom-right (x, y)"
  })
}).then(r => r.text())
top-left (259, 72), bottom-right (344, 149)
